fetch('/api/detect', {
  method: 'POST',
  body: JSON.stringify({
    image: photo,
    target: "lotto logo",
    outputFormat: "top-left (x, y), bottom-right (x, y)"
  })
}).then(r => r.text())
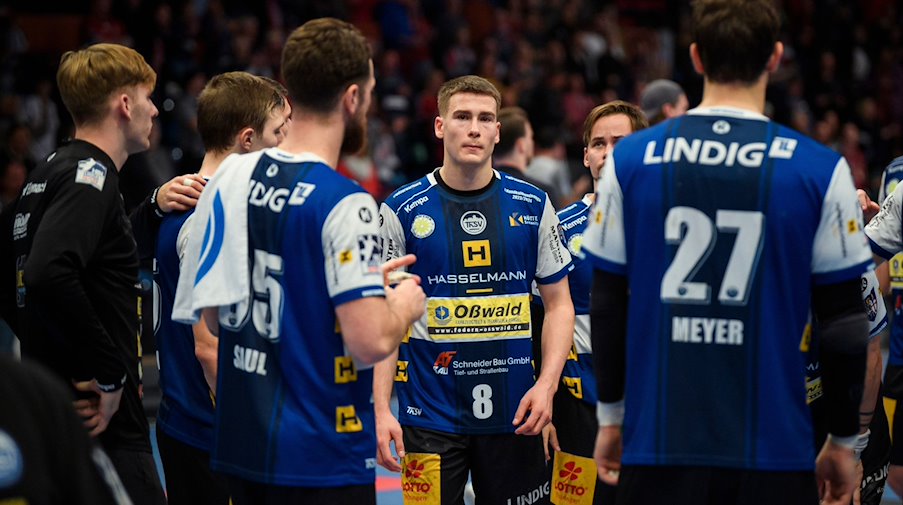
top-left (559, 461), bottom-right (582, 481)
top-left (401, 453), bottom-right (441, 504)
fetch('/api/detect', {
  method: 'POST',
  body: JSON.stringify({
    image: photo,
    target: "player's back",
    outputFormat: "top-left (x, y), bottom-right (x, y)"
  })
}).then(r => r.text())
top-left (600, 107), bottom-right (871, 470)
top-left (211, 149), bottom-right (383, 486)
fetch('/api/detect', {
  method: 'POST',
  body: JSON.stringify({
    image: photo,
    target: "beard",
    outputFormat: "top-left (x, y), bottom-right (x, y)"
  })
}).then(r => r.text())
top-left (340, 106), bottom-right (368, 156)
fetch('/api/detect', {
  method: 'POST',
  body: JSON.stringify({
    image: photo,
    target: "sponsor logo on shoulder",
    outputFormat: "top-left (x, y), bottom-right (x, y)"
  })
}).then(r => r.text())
top-left (75, 158), bottom-right (107, 190)
top-left (403, 195), bottom-right (429, 213)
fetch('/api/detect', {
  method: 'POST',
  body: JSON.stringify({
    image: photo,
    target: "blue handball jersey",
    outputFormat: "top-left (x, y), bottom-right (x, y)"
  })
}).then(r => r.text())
top-left (380, 169), bottom-right (572, 434)
top-left (203, 149), bottom-right (386, 486)
top-left (154, 208), bottom-right (215, 450)
top-left (877, 156), bottom-right (903, 368)
top-left (554, 196), bottom-right (597, 406)
top-left (583, 107), bottom-right (873, 471)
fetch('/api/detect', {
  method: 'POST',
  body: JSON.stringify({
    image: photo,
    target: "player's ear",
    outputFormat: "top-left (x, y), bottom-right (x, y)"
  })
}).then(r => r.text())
top-left (237, 127), bottom-right (255, 152)
top-left (583, 147), bottom-right (590, 169)
top-left (689, 43), bottom-right (705, 76)
top-left (766, 41), bottom-right (783, 74)
top-left (435, 115), bottom-right (444, 140)
top-left (342, 82), bottom-right (361, 118)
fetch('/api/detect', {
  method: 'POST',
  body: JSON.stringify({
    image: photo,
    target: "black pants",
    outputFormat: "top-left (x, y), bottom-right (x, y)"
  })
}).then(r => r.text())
top-left (616, 466), bottom-right (818, 505)
top-left (227, 478), bottom-right (375, 505)
top-left (105, 448), bottom-right (167, 505)
top-left (156, 425), bottom-right (230, 505)
top-left (403, 425), bottom-right (551, 505)
top-left (552, 388), bottom-right (616, 504)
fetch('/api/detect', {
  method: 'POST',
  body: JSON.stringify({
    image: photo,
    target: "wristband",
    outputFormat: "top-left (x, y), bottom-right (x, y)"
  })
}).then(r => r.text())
top-left (827, 433), bottom-right (858, 450)
top-left (96, 374), bottom-right (126, 393)
top-left (150, 186), bottom-right (164, 218)
top-left (596, 399), bottom-right (625, 427)
top-left (853, 429), bottom-right (870, 461)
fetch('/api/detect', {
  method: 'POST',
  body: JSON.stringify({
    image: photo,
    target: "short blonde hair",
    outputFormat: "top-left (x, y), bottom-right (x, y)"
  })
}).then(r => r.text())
top-left (198, 72), bottom-right (285, 152)
top-left (437, 75), bottom-right (501, 117)
top-left (582, 100), bottom-right (648, 146)
top-left (57, 43), bottom-right (156, 126)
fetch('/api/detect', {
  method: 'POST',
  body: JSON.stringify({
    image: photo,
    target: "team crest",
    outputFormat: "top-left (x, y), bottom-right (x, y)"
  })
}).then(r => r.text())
top-left (411, 215), bottom-right (435, 239)
top-left (567, 233), bottom-right (585, 258)
top-left (864, 287), bottom-right (879, 322)
top-left (460, 211), bottom-right (487, 235)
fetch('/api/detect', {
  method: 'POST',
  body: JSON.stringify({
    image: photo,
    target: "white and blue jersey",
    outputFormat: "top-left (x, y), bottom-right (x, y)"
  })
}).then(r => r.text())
top-left (583, 107), bottom-right (873, 471)
top-left (553, 195), bottom-right (597, 406)
top-left (876, 156), bottom-right (903, 369)
top-left (203, 149), bottom-right (386, 486)
top-left (380, 169), bottom-right (572, 435)
top-left (154, 208), bottom-right (215, 451)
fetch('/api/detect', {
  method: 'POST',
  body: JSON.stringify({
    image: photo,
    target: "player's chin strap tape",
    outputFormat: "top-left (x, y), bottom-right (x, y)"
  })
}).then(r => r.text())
top-left (817, 310), bottom-right (869, 439)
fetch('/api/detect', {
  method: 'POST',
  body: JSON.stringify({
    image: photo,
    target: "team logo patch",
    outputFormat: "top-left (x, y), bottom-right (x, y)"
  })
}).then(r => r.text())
top-left (864, 287), bottom-right (879, 322)
top-left (265, 163), bottom-right (279, 177)
top-left (567, 233), bottom-right (584, 258)
top-left (12, 213), bottom-right (28, 240)
top-left (712, 120), bottom-right (731, 135)
top-left (338, 249), bottom-right (353, 265)
top-left (0, 429), bottom-right (23, 487)
top-left (847, 219), bottom-right (860, 234)
top-left (460, 211), bottom-right (487, 235)
top-left (75, 158), bottom-right (107, 191)
top-left (359, 207), bottom-right (373, 223)
top-left (357, 234), bottom-right (382, 273)
top-left (411, 215), bottom-right (435, 239)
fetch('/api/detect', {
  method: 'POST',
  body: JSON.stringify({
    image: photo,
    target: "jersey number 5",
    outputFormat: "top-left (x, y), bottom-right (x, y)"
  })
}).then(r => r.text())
top-left (661, 207), bottom-right (764, 306)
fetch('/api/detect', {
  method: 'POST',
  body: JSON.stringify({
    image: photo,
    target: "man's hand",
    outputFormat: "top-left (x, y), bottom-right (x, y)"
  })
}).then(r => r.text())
top-left (594, 425), bottom-right (622, 485)
top-left (542, 422), bottom-right (560, 461)
top-left (857, 189), bottom-right (880, 223)
top-left (816, 438), bottom-right (858, 505)
top-left (512, 379), bottom-right (555, 435)
top-left (375, 409), bottom-right (406, 472)
top-left (73, 380), bottom-right (123, 437)
top-left (157, 174), bottom-right (207, 213)
top-left (383, 254), bottom-right (426, 326)
top-left (852, 459), bottom-right (864, 505)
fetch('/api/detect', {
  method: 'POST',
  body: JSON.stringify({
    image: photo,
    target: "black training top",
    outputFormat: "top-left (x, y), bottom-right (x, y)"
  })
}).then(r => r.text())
top-left (12, 139), bottom-right (150, 452)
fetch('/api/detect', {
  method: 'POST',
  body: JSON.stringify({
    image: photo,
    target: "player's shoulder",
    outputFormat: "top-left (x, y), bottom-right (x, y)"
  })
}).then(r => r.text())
top-left (383, 172), bottom-right (436, 214)
top-left (557, 197), bottom-right (591, 223)
top-left (498, 170), bottom-right (548, 208)
top-left (883, 155), bottom-right (903, 177)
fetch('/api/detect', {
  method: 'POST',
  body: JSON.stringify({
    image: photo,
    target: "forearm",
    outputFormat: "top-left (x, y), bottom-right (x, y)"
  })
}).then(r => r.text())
top-left (536, 302), bottom-right (574, 389)
top-left (128, 192), bottom-right (164, 263)
top-left (373, 349), bottom-right (399, 415)
top-left (26, 263), bottom-right (124, 386)
top-left (192, 321), bottom-right (219, 393)
top-left (590, 270), bottom-right (629, 405)
top-left (859, 337), bottom-right (882, 433)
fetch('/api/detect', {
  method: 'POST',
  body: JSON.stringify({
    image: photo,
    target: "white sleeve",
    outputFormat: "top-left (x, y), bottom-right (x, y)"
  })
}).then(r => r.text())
top-left (535, 196), bottom-right (572, 283)
top-left (582, 156), bottom-right (627, 274)
top-left (378, 202), bottom-right (406, 262)
top-left (865, 177), bottom-right (903, 260)
top-left (860, 269), bottom-right (888, 338)
top-left (322, 192), bottom-right (386, 305)
top-left (176, 214), bottom-right (194, 266)
top-left (811, 158), bottom-right (872, 283)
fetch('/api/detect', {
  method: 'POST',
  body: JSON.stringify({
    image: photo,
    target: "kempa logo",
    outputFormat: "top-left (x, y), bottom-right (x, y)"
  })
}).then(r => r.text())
top-left (460, 211), bottom-right (487, 235)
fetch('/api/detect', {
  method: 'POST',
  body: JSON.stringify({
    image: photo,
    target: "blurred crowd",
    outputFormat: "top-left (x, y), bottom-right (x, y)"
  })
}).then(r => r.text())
top-left (1, 0), bottom-right (901, 209)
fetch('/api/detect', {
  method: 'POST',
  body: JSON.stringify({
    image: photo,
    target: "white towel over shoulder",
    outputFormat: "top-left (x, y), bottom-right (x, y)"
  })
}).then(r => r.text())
top-left (172, 152), bottom-right (262, 324)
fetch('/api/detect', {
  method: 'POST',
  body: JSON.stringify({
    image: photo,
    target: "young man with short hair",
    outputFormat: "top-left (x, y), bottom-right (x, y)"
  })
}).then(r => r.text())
top-left (171, 19), bottom-right (425, 505)
top-left (12, 42), bottom-right (167, 505)
top-left (375, 75), bottom-right (575, 504)
top-left (585, 1), bottom-right (872, 503)
top-left (154, 71), bottom-right (288, 505)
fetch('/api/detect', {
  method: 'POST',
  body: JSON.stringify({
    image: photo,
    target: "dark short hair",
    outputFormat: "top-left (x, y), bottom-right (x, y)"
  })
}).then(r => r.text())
top-left (198, 72), bottom-right (284, 152)
top-left (496, 107), bottom-right (529, 157)
top-left (282, 18), bottom-right (371, 113)
top-left (691, 0), bottom-right (780, 84)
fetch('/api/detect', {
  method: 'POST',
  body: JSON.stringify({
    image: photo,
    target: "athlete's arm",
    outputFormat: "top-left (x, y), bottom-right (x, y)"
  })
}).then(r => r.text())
top-left (374, 348), bottom-right (405, 472)
top-left (193, 322), bottom-right (218, 394)
top-left (513, 276), bottom-right (574, 436)
top-left (24, 173), bottom-right (124, 390)
top-left (129, 174), bottom-right (206, 263)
